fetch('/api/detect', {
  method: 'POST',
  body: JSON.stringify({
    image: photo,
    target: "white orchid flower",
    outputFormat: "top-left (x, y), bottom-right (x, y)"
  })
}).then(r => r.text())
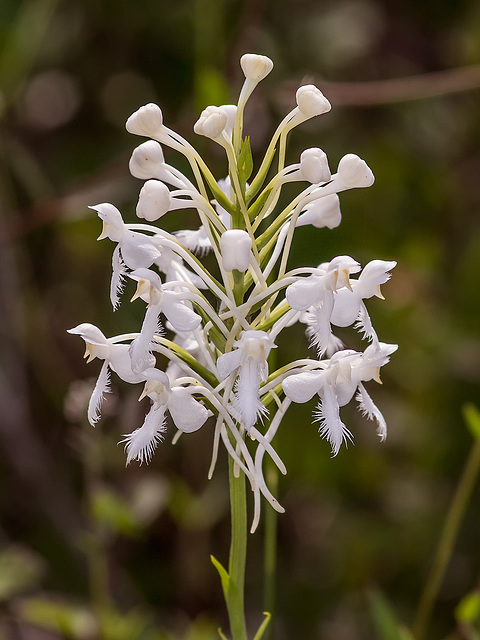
top-left (217, 330), bottom-right (277, 430)
top-left (330, 260), bottom-right (397, 340)
top-left (128, 268), bottom-right (202, 372)
top-left (286, 256), bottom-right (361, 355)
top-left (121, 369), bottom-right (212, 465)
top-left (67, 323), bottom-right (156, 425)
top-left (282, 342), bottom-right (397, 455)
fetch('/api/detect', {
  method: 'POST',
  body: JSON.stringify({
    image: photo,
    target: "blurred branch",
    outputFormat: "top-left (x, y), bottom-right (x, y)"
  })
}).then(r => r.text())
top-left (277, 64), bottom-right (480, 108)
top-left (0, 155), bottom-right (130, 246)
top-left (310, 64), bottom-right (480, 106)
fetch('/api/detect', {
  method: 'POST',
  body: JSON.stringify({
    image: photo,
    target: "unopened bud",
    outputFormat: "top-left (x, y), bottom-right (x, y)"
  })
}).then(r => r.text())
top-left (194, 106), bottom-right (228, 139)
top-left (220, 229), bottom-right (252, 272)
top-left (337, 154), bottom-right (375, 188)
top-left (296, 85), bottom-right (331, 118)
top-left (129, 140), bottom-right (165, 179)
top-left (300, 148), bottom-right (331, 183)
top-left (240, 54), bottom-right (274, 82)
top-left (126, 103), bottom-right (163, 137)
top-left (136, 180), bottom-right (171, 221)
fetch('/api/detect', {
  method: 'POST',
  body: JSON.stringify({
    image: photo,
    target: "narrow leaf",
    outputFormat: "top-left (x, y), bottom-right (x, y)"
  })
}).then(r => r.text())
top-left (248, 186), bottom-right (273, 220)
top-left (238, 137), bottom-right (254, 183)
top-left (210, 555), bottom-right (231, 602)
top-left (253, 612), bottom-right (272, 640)
top-left (246, 145), bottom-right (277, 201)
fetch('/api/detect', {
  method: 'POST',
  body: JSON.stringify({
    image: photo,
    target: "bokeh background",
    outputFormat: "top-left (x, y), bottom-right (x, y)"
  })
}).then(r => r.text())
top-left (1, 0), bottom-right (480, 638)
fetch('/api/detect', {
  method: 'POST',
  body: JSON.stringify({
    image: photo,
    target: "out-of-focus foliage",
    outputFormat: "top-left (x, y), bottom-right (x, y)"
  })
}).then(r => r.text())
top-left (1, 0), bottom-right (480, 639)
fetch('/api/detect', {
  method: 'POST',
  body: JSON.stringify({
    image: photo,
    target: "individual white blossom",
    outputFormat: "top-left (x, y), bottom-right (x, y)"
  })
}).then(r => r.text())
top-left (282, 342), bottom-right (397, 455)
top-left (70, 53), bottom-right (396, 528)
top-left (67, 323), bottom-right (155, 424)
top-left (121, 370), bottom-right (211, 465)
top-left (286, 256), bottom-right (362, 355)
top-left (128, 267), bottom-right (202, 372)
top-left (217, 331), bottom-right (276, 431)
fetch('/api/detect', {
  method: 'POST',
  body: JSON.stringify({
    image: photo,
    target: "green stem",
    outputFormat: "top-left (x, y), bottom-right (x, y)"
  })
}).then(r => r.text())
top-left (412, 435), bottom-right (480, 640)
top-left (263, 463), bottom-right (278, 640)
top-left (227, 455), bottom-right (248, 640)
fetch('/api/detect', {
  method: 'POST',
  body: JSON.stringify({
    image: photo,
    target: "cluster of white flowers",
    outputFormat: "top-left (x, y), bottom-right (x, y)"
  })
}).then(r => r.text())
top-left (70, 54), bottom-right (396, 531)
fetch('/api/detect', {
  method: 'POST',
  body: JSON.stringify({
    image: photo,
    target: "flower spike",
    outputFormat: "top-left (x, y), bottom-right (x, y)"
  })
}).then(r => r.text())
top-left (69, 52), bottom-right (396, 526)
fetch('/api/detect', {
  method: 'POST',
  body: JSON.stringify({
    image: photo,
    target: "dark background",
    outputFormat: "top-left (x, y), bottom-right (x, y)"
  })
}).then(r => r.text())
top-left (1, 0), bottom-right (480, 638)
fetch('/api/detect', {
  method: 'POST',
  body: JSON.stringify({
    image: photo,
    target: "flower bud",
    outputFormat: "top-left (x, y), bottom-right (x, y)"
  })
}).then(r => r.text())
top-left (126, 103), bottom-right (163, 137)
top-left (194, 106), bottom-right (228, 139)
top-left (220, 229), bottom-right (252, 272)
top-left (136, 180), bottom-right (171, 221)
top-left (337, 154), bottom-right (375, 188)
top-left (296, 85), bottom-right (331, 117)
top-left (129, 140), bottom-right (165, 179)
top-left (300, 148), bottom-right (331, 183)
top-left (240, 54), bottom-right (274, 82)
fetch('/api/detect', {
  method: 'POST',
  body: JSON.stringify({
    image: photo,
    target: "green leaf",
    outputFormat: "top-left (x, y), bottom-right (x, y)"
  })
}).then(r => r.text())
top-left (210, 556), bottom-right (244, 638)
top-left (210, 555), bottom-right (231, 603)
top-left (238, 137), bottom-right (254, 184)
top-left (217, 628), bottom-right (230, 640)
top-left (246, 145), bottom-right (277, 201)
top-left (463, 403), bottom-right (480, 440)
top-left (456, 590), bottom-right (480, 623)
top-left (247, 186), bottom-right (273, 221)
top-left (368, 589), bottom-right (414, 640)
top-left (253, 612), bottom-right (271, 640)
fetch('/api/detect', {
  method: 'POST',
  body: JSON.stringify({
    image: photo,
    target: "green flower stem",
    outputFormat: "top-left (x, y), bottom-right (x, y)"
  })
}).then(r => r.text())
top-left (228, 455), bottom-right (248, 640)
top-left (412, 427), bottom-right (480, 640)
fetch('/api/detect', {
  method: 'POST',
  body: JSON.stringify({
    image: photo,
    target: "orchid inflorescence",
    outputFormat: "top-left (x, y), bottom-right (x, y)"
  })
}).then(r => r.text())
top-left (69, 53), bottom-right (396, 531)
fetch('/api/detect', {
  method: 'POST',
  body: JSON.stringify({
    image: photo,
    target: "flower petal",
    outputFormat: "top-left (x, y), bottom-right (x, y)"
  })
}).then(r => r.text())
top-left (314, 385), bottom-right (352, 456)
top-left (217, 349), bottom-right (243, 379)
top-left (282, 370), bottom-right (324, 403)
top-left (121, 405), bottom-right (167, 465)
top-left (129, 306), bottom-right (163, 374)
top-left (168, 388), bottom-right (211, 433)
top-left (286, 276), bottom-right (322, 311)
top-left (87, 361), bottom-right (111, 425)
top-left (162, 292), bottom-right (202, 333)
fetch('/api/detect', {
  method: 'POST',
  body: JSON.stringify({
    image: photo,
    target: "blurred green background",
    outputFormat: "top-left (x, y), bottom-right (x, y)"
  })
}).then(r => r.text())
top-left (1, 0), bottom-right (480, 638)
